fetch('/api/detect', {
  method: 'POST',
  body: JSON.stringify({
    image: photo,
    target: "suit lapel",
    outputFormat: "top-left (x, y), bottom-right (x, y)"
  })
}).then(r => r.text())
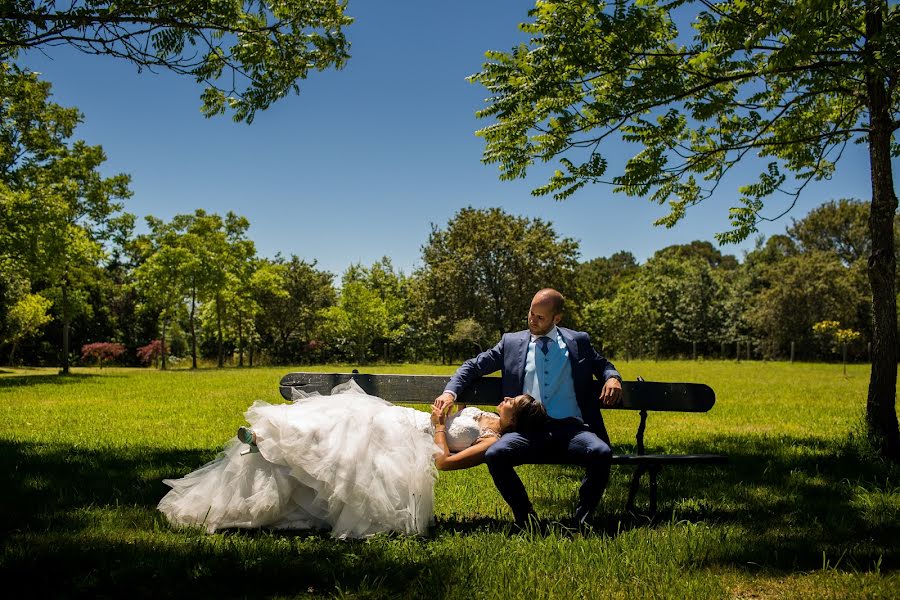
top-left (511, 330), bottom-right (530, 392)
top-left (559, 327), bottom-right (581, 383)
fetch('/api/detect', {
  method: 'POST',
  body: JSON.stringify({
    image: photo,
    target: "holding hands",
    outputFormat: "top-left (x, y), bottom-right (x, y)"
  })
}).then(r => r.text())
top-left (431, 392), bottom-right (455, 426)
top-left (432, 392), bottom-right (455, 424)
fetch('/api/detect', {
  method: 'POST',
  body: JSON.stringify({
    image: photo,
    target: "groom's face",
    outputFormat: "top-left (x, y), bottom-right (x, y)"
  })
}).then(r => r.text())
top-left (527, 298), bottom-right (561, 336)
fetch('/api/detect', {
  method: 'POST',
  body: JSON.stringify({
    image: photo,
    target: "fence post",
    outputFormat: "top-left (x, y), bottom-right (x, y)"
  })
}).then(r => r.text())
top-left (746, 342), bottom-right (751, 361)
top-left (736, 341), bottom-right (741, 363)
top-left (790, 341), bottom-right (795, 364)
top-left (692, 341), bottom-right (697, 361)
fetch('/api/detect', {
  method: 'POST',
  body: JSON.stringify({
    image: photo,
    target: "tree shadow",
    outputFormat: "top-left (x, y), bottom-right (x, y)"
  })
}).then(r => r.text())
top-left (0, 372), bottom-right (114, 389)
top-left (535, 434), bottom-right (899, 571)
top-left (0, 439), bottom-right (463, 598)
top-left (2, 432), bottom-right (897, 597)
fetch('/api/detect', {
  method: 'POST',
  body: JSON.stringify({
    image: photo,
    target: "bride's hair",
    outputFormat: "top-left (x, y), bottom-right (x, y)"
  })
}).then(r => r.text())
top-left (502, 394), bottom-right (548, 434)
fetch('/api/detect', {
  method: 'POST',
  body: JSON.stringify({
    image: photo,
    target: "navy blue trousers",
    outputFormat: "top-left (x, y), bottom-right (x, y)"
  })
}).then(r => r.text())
top-left (484, 418), bottom-right (612, 522)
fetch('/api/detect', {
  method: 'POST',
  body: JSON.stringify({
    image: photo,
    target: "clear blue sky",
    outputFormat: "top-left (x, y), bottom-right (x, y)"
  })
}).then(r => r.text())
top-left (20, 1), bottom-right (883, 277)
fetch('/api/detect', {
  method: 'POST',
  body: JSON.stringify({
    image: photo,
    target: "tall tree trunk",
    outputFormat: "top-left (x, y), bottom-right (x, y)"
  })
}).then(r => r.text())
top-left (160, 318), bottom-right (168, 370)
top-left (61, 282), bottom-right (70, 375)
top-left (216, 292), bottom-right (224, 368)
top-left (864, 0), bottom-right (899, 462)
top-left (189, 285), bottom-right (198, 369)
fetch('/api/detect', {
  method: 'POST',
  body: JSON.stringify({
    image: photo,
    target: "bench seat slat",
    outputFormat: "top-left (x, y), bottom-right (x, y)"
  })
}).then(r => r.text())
top-left (279, 372), bottom-right (716, 413)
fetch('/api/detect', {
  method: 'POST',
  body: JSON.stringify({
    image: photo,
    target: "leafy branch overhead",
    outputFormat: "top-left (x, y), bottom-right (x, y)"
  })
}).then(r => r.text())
top-left (470, 0), bottom-right (899, 242)
top-left (0, 1), bottom-right (354, 122)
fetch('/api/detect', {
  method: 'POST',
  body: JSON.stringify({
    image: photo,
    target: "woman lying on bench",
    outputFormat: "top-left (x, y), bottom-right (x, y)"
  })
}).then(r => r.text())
top-left (157, 380), bottom-right (546, 539)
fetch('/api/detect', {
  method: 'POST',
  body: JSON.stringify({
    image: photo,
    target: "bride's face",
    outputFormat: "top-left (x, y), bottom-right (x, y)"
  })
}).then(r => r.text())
top-left (498, 395), bottom-right (527, 430)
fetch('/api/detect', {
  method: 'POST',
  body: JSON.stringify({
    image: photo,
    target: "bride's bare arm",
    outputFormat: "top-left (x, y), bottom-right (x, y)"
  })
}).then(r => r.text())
top-left (431, 404), bottom-right (498, 471)
top-left (433, 436), bottom-right (497, 471)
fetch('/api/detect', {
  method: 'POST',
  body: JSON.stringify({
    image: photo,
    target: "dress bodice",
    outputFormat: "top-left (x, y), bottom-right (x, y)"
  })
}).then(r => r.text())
top-left (444, 406), bottom-right (500, 452)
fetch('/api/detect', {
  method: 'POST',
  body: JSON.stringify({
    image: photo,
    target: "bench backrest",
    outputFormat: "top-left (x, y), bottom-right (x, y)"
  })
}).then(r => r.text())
top-left (279, 372), bottom-right (715, 413)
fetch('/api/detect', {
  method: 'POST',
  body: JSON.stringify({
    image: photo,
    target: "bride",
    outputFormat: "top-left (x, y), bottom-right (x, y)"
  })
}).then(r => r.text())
top-left (157, 380), bottom-right (547, 538)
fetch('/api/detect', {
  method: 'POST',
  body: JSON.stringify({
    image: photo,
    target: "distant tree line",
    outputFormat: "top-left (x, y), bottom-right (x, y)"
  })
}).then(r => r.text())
top-left (0, 65), bottom-right (891, 369)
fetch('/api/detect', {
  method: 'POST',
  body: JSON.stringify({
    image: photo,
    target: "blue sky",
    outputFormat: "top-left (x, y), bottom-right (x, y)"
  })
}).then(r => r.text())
top-left (20, 1), bottom-right (884, 277)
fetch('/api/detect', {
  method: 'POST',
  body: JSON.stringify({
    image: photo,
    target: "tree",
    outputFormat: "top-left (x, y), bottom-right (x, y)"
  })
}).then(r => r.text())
top-left (640, 254), bottom-right (726, 357)
top-left (343, 257), bottom-right (410, 361)
top-left (814, 320), bottom-right (863, 374)
top-left (133, 216), bottom-right (190, 370)
top-left (448, 317), bottom-right (488, 357)
top-left (585, 279), bottom-right (658, 359)
top-left (228, 258), bottom-right (285, 367)
top-left (788, 199), bottom-right (874, 266)
top-left (0, 1), bottom-right (353, 123)
top-left (253, 255), bottom-right (335, 364)
top-left (418, 207), bottom-right (580, 343)
top-left (3, 291), bottom-right (51, 363)
top-left (0, 64), bottom-right (132, 374)
top-left (747, 252), bottom-right (866, 360)
top-left (320, 279), bottom-right (388, 364)
top-left (575, 250), bottom-right (638, 303)
top-left (652, 241), bottom-right (738, 270)
top-left (471, 1), bottom-right (899, 460)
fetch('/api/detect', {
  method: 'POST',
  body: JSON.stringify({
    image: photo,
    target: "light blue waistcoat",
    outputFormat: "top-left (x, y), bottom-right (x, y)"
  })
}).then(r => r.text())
top-left (523, 329), bottom-right (581, 420)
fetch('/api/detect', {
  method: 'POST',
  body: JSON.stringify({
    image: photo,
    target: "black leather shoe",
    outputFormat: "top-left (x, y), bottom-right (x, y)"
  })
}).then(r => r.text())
top-left (573, 505), bottom-right (592, 527)
top-left (513, 510), bottom-right (540, 532)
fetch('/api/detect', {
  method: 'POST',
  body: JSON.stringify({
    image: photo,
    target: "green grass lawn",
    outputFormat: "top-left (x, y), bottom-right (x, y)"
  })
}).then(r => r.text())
top-left (1, 362), bottom-right (898, 598)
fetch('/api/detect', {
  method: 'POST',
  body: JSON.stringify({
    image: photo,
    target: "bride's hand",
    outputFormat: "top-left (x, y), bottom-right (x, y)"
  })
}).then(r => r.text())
top-left (430, 404), bottom-right (445, 427)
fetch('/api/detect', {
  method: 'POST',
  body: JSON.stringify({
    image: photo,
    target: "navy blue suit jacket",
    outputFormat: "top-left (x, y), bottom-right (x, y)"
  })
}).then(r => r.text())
top-left (445, 326), bottom-right (620, 444)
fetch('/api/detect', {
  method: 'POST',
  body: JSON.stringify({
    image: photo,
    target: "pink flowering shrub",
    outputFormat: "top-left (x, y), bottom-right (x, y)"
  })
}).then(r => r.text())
top-left (81, 342), bottom-right (127, 368)
top-left (136, 340), bottom-right (162, 366)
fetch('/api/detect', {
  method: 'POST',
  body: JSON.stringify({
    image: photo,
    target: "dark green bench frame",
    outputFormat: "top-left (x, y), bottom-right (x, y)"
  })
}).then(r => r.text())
top-left (279, 371), bottom-right (727, 514)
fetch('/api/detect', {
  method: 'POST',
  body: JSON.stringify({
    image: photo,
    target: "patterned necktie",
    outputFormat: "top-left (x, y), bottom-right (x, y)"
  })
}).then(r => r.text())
top-left (538, 336), bottom-right (551, 355)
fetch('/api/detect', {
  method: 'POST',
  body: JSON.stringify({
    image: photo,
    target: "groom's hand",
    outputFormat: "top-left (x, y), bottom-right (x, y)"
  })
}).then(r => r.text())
top-left (599, 377), bottom-right (622, 407)
top-left (433, 392), bottom-right (455, 414)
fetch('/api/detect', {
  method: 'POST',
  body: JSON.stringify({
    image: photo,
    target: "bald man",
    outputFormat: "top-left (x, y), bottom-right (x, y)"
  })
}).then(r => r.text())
top-left (433, 288), bottom-right (622, 527)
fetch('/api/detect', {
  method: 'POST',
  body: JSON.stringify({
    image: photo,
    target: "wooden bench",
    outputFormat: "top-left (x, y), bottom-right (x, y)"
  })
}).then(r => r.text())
top-left (279, 371), bottom-right (727, 514)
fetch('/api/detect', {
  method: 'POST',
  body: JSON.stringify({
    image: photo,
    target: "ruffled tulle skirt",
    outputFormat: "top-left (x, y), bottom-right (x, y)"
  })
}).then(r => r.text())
top-left (157, 390), bottom-right (438, 538)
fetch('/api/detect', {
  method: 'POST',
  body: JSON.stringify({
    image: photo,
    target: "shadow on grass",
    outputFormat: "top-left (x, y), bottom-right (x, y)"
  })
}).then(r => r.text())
top-left (537, 434), bottom-right (899, 570)
top-left (1, 434), bottom-right (898, 597)
top-left (0, 372), bottom-right (119, 389)
top-left (0, 439), bottom-right (458, 598)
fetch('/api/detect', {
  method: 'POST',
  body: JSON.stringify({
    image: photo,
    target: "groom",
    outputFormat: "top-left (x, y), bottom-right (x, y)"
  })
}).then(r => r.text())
top-left (433, 288), bottom-right (622, 527)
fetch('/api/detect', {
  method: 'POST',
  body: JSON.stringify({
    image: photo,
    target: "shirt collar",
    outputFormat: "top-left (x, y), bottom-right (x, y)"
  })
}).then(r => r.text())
top-left (530, 325), bottom-right (559, 343)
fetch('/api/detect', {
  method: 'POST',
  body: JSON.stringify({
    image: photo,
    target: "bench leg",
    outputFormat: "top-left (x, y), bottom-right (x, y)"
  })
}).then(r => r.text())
top-left (626, 465), bottom-right (646, 512)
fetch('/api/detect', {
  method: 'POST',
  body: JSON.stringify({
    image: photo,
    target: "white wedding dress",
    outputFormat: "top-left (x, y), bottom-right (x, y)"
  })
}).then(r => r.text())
top-left (157, 381), bottom-right (494, 538)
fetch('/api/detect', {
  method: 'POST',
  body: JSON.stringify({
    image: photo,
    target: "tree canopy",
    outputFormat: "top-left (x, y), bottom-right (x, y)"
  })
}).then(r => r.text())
top-left (0, 1), bottom-right (353, 122)
top-left (471, 0), bottom-right (899, 460)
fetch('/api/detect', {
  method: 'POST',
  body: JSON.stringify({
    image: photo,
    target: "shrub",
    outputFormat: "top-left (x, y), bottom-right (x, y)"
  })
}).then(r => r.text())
top-left (136, 340), bottom-right (162, 367)
top-left (80, 342), bottom-right (126, 368)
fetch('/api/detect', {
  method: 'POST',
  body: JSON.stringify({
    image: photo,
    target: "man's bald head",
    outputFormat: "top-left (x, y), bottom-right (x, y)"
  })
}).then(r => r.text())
top-left (532, 288), bottom-right (565, 316)
top-left (527, 288), bottom-right (565, 336)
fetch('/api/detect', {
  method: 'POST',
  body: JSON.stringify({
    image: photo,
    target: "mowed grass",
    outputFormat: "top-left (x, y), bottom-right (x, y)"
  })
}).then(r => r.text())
top-left (1, 361), bottom-right (898, 598)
